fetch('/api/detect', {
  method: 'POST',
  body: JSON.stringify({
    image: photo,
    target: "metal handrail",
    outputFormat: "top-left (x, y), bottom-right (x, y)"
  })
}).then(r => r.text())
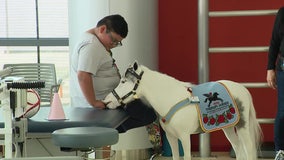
top-left (209, 9), bottom-right (277, 17)
top-left (258, 118), bottom-right (275, 124)
top-left (209, 46), bottom-right (269, 53)
top-left (240, 82), bottom-right (269, 88)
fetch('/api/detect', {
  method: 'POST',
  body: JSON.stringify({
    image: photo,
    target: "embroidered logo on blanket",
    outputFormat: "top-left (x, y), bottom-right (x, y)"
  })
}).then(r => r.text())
top-left (192, 82), bottom-right (239, 132)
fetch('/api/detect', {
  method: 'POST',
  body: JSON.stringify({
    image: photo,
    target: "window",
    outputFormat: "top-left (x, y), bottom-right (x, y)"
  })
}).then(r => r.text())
top-left (0, 0), bottom-right (70, 105)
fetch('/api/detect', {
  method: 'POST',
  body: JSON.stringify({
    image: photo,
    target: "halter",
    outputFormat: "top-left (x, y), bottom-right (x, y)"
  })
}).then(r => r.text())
top-left (111, 68), bottom-right (144, 105)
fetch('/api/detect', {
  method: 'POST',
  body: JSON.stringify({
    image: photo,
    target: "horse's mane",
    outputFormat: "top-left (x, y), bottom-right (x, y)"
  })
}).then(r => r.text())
top-left (138, 65), bottom-right (194, 116)
top-left (140, 65), bottom-right (191, 87)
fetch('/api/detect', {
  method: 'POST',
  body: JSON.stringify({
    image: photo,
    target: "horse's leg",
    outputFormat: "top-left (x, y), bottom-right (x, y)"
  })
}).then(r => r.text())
top-left (165, 132), bottom-right (180, 160)
top-left (179, 134), bottom-right (191, 160)
top-left (222, 127), bottom-right (245, 160)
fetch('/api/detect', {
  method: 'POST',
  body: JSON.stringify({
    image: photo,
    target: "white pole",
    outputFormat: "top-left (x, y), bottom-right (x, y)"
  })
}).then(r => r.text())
top-left (198, 0), bottom-right (211, 157)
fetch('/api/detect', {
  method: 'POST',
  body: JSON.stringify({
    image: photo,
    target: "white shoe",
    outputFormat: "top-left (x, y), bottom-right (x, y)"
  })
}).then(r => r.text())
top-left (275, 150), bottom-right (284, 160)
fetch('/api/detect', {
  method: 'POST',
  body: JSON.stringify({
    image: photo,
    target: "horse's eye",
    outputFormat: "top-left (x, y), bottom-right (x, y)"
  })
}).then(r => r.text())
top-left (121, 79), bottom-right (127, 83)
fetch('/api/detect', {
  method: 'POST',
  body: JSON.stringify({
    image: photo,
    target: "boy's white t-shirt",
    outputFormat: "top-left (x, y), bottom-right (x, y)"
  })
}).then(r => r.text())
top-left (70, 33), bottom-right (120, 108)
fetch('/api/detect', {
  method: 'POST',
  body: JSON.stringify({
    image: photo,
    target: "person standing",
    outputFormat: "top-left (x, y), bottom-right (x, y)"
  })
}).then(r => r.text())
top-left (266, 6), bottom-right (284, 160)
top-left (70, 14), bottom-right (156, 133)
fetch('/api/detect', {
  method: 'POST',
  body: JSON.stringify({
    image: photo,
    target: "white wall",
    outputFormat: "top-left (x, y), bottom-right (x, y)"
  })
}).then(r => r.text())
top-left (68, 0), bottom-right (110, 52)
top-left (110, 0), bottom-right (158, 71)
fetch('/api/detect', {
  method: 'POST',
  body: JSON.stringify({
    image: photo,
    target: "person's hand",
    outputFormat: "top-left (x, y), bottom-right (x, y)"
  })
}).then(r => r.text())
top-left (92, 100), bottom-right (106, 109)
top-left (266, 70), bottom-right (277, 89)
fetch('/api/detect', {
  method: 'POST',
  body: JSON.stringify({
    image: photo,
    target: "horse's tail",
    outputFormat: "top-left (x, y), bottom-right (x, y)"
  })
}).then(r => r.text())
top-left (248, 93), bottom-right (263, 153)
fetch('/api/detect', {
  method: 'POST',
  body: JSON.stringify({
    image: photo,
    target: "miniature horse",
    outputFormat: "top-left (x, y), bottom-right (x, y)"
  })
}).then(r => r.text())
top-left (104, 61), bottom-right (262, 160)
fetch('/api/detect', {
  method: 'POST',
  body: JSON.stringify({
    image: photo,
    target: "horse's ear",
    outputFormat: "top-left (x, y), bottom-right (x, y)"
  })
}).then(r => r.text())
top-left (133, 61), bottom-right (138, 70)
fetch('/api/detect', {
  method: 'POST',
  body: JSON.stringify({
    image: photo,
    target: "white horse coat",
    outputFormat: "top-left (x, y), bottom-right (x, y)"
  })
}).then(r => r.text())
top-left (104, 61), bottom-right (262, 160)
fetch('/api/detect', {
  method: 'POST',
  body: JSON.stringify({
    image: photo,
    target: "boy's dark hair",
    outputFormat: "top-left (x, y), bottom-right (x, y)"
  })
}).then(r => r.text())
top-left (97, 14), bottom-right (128, 38)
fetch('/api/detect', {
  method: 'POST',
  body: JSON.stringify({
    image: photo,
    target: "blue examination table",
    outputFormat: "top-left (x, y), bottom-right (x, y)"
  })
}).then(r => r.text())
top-left (0, 106), bottom-right (128, 132)
top-left (0, 106), bottom-right (129, 159)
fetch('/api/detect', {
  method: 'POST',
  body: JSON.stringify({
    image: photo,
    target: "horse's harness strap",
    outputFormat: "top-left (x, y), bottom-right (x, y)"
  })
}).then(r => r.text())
top-left (126, 68), bottom-right (142, 79)
top-left (161, 96), bottom-right (199, 123)
top-left (112, 70), bottom-right (144, 105)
